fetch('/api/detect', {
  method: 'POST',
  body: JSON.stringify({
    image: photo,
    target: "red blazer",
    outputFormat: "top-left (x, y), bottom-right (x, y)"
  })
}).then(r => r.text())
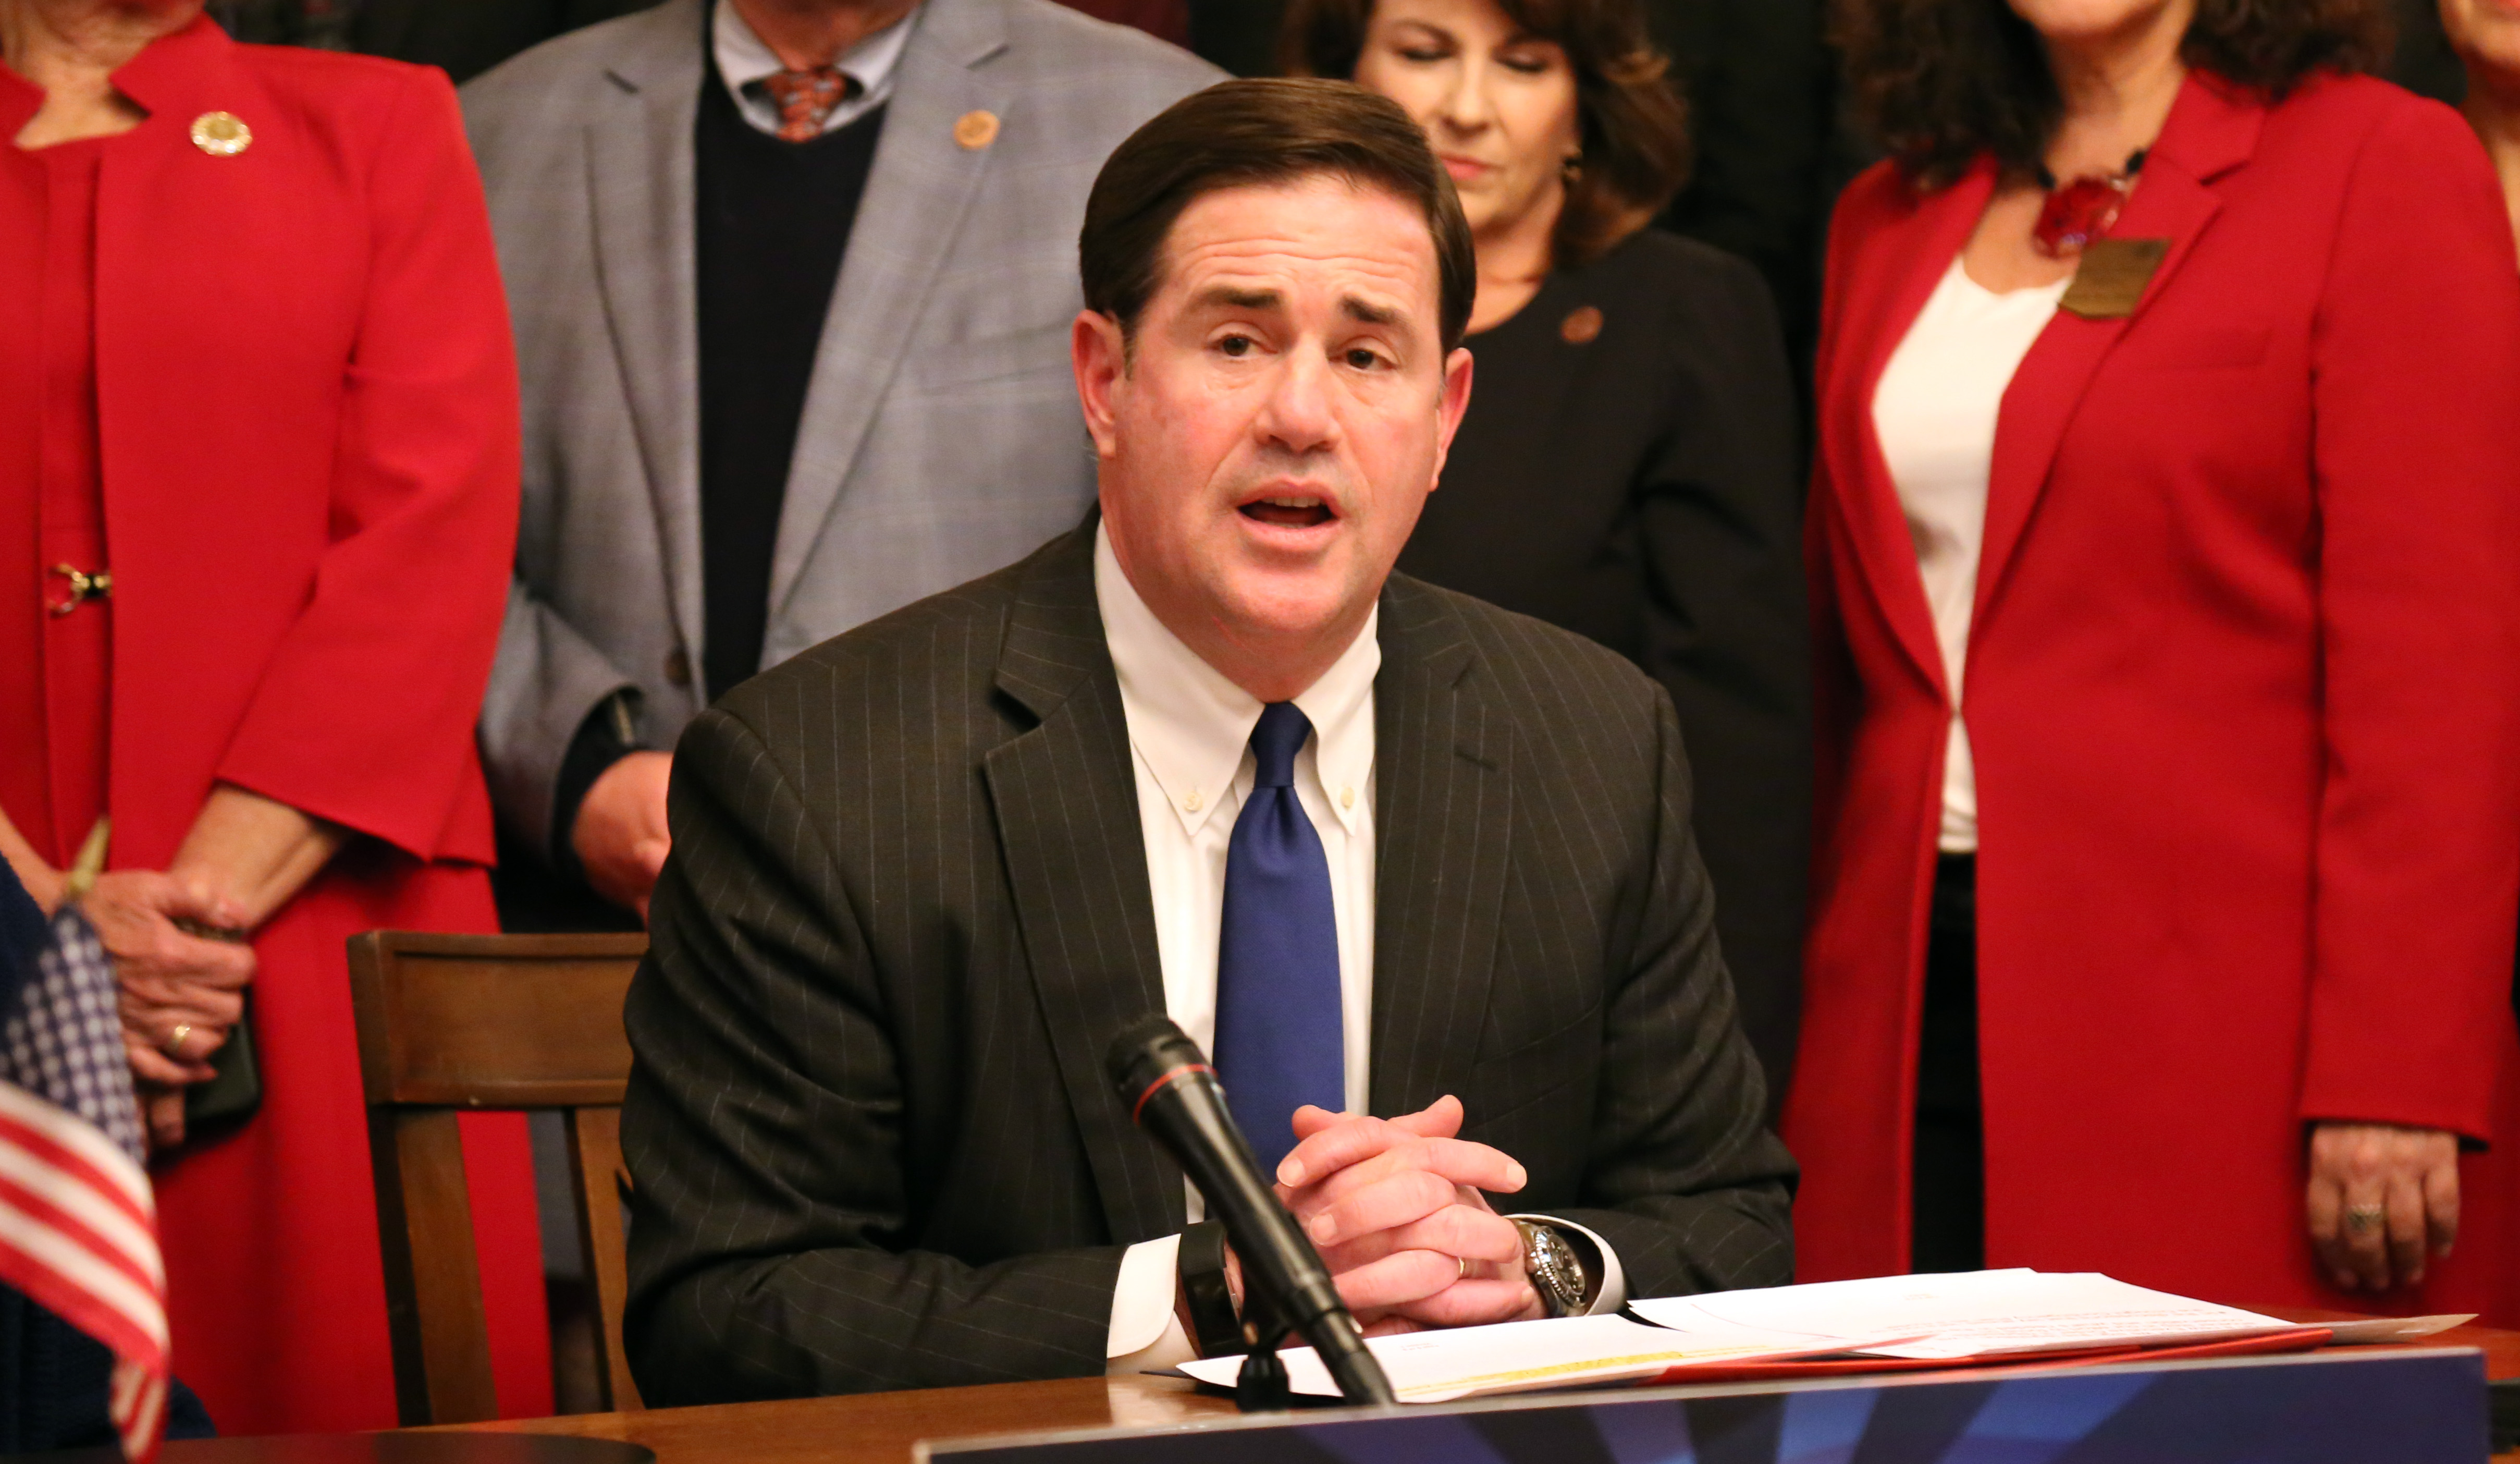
top-left (32, 18), bottom-right (519, 873)
top-left (2, 20), bottom-right (545, 1429)
top-left (1789, 71), bottom-right (2520, 1315)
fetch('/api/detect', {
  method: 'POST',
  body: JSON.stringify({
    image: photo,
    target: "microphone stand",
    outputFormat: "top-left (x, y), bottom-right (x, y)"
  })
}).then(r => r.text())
top-left (1107, 1016), bottom-right (1397, 1410)
top-left (1236, 1321), bottom-right (1293, 1412)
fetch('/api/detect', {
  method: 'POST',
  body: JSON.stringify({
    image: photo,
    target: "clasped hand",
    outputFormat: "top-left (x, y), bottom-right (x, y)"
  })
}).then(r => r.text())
top-left (1270, 1095), bottom-right (1543, 1337)
top-left (5, 786), bottom-right (336, 1154)
top-left (84, 870), bottom-right (255, 1153)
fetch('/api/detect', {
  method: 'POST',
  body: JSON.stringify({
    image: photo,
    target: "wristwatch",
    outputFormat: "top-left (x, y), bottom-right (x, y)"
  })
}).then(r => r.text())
top-left (1176, 1221), bottom-right (1247, 1357)
top-left (1515, 1219), bottom-right (1589, 1319)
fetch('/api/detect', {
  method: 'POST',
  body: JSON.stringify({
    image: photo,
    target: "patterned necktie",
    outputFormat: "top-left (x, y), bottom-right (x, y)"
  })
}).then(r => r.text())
top-left (758, 67), bottom-right (854, 143)
top-left (1211, 702), bottom-right (1345, 1175)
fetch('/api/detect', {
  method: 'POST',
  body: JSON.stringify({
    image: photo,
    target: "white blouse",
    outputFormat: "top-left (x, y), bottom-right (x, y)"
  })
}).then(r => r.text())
top-left (1871, 258), bottom-right (2068, 855)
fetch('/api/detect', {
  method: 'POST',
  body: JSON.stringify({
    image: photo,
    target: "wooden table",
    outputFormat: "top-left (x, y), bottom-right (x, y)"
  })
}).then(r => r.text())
top-left (429, 1376), bottom-right (1229, 1464)
top-left (422, 1314), bottom-right (2520, 1464)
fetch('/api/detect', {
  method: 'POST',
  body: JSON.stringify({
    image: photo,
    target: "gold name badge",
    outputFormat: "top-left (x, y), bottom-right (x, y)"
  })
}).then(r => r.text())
top-left (2060, 237), bottom-right (2169, 321)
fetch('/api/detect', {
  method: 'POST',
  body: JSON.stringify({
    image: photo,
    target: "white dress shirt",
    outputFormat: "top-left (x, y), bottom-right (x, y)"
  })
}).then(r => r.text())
top-left (712, 0), bottom-right (915, 137)
top-left (1871, 257), bottom-right (2067, 855)
top-left (1091, 526), bottom-right (1626, 1372)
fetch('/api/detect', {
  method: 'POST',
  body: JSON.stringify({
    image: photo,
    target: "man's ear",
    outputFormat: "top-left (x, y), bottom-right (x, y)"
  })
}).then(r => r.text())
top-left (1426, 345), bottom-right (1477, 489)
top-left (1073, 309), bottom-right (1129, 460)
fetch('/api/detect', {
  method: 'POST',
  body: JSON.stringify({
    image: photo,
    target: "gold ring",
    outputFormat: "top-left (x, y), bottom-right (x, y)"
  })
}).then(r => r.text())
top-left (1457, 1254), bottom-right (1469, 1282)
top-left (163, 1023), bottom-right (194, 1059)
top-left (2345, 1204), bottom-right (2386, 1235)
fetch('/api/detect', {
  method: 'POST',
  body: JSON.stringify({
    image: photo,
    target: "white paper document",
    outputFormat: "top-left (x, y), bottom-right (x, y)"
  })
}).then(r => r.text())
top-left (1173, 1312), bottom-right (1900, 1404)
top-left (1632, 1269), bottom-right (2309, 1361)
top-left (1178, 1271), bottom-right (2358, 1405)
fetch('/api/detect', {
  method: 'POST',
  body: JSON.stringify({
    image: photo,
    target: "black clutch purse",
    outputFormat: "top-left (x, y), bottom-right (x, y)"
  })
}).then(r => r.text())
top-left (166, 915), bottom-right (262, 1132)
top-left (183, 989), bottom-right (261, 1131)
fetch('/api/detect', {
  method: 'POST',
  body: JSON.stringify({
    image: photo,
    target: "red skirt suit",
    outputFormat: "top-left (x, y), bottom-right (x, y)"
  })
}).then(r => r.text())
top-left (1789, 70), bottom-right (2520, 1317)
top-left (0, 19), bottom-right (549, 1430)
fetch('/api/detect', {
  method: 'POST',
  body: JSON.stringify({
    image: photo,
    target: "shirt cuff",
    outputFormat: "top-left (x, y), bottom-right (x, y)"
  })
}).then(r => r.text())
top-left (1105, 1231), bottom-right (1199, 1374)
top-left (1510, 1213), bottom-right (1628, 1316)
top-left (549, 689), bottom-right (645, 875)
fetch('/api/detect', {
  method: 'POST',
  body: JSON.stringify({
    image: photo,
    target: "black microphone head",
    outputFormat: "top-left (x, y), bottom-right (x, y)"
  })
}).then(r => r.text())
top-left (1106, 1014), bottom-right (1210, 1112)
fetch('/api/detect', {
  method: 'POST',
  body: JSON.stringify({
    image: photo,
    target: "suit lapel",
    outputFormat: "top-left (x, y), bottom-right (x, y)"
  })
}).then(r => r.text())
top-left (982, 530), bottom-right (1180, 1245)
top-left (1975, 75), bottom-right (2264, 626)
top-left (586, 0), bottom-right (709, 665)
top-left (1827, 164), bottom-right (1995, 698)
top-left (1367, 579), bottom-right (1513, 1118)
top-left (767, 0), bottom-right (1018, 615)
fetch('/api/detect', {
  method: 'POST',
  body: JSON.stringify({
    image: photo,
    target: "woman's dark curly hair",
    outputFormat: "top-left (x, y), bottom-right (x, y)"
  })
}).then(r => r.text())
top-left (1280, 0), bottom-right (1690, 269)
top-left (1836, 0), bottom-right (2392, 188)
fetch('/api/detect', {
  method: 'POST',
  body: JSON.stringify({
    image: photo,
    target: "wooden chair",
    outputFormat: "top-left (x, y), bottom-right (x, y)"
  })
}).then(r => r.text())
top-left (348, 930), bottom-right (649, 1425)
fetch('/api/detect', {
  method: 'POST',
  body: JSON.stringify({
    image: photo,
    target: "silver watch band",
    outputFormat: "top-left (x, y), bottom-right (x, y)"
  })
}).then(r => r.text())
top-left (1515, 1219), bottom-right (1587, 1318)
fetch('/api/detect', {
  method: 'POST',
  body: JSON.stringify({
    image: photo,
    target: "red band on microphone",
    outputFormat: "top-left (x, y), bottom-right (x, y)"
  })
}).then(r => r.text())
top-left (1130, 1063), bottom-right (1216, 1126)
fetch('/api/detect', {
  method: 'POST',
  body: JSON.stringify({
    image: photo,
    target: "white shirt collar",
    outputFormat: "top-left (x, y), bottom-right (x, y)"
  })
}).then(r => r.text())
top-left (712, 0), bottom-right (916, 135)
top-left (1095, 523), bottom-right (1379, 840)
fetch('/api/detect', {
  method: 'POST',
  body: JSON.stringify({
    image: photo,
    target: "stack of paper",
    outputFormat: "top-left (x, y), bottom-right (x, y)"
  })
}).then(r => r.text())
top-left (1175, 1269), bottom-right (2468, 1405)
top-left (1632, 1269), bottom-right (2303, 1361)
top-left (1173, 1312), bottom-right (1918, 1404)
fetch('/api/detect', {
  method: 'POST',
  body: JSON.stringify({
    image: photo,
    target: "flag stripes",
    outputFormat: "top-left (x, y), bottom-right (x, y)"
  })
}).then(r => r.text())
top-left (0, 1086), bottom-right (168, 1461)
top-left (0, 908), bottom-right (169, 1463)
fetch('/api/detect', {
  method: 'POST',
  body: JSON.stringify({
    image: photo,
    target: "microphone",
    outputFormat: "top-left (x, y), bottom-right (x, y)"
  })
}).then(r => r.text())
top-left (1105, 1015), bottom-right (1396, 1408)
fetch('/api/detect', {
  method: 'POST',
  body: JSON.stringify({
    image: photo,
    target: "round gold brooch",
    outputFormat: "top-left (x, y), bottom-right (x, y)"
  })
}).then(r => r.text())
top-left (190, 111), bottom-right (253, 157)
top-left (953, 109), bottom-right (1000, 151)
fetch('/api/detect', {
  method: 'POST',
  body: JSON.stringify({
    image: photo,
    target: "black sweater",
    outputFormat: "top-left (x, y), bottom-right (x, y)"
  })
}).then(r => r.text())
top-left (694, 72), bottom-right (887, 704)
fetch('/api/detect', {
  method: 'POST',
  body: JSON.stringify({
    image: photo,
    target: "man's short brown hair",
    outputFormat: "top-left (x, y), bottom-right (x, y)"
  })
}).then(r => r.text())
top-left (1079, 78), bottom-right (1478, 353)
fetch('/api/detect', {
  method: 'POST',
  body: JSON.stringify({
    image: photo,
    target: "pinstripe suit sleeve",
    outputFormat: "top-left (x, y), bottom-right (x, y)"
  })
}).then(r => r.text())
top-left (1539, 680), bottom-right (1797, 1297)
top-left (619, 704), bottom-right (1124, 1402)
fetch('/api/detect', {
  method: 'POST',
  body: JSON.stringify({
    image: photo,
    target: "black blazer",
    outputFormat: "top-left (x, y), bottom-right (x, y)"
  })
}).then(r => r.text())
top-left (619, 523), bottom-right (1796, 1402)
top-left (1399, 229), bottom-right (1811, 1113)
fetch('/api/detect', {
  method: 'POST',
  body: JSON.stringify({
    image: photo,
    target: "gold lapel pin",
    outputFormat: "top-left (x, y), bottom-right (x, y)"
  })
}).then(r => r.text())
top-left (1560, 305), bottom-right (1604, 346)
top-left (953, 109), bottom-right (1000, 151)
top-left (190, 111), bottom-right (252, 157)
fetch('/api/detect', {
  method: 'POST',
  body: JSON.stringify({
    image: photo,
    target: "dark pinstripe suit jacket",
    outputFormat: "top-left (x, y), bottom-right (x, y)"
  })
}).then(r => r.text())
top-left (619, 523), bottom-right (1797, 1404)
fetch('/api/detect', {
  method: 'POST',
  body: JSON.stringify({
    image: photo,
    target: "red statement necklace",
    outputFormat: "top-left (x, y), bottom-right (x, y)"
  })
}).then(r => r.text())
top-left (2032, 149), bottom-right (2148, 258)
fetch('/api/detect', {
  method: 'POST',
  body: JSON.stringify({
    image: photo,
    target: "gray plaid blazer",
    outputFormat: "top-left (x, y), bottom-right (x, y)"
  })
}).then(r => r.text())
top-left (459, 0), bottom-right (1220, 853)
top-left (619, 523), bottom-right (1797, 1402)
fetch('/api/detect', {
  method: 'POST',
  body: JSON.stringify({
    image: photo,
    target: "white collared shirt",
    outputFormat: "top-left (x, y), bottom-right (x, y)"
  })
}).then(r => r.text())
top-left (1096, 524), bottom-right (1381, 1116)
top-left (712, 0), bottom-right (916, 138)
top-left (1093, 525), bottom-right (1626, 1371)
top-left (1096, 523), bottom-right (1374, 1371)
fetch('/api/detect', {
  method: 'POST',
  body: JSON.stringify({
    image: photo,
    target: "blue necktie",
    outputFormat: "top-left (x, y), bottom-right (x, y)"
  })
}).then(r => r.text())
top-left (1212, 702), bottom-right (1344, 1175)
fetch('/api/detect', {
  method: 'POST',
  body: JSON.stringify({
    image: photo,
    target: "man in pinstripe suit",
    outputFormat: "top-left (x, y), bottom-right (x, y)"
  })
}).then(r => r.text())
top-left (620, 79), bottom-right (1795, 1402)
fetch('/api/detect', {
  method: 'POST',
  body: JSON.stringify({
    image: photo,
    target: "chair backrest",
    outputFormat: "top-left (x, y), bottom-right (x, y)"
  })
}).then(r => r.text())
top-left (347, 930), bottom-right (648, 1425)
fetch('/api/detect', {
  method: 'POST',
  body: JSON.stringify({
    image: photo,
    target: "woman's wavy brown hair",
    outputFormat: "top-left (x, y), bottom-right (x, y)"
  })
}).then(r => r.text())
top-left (1836, 0), bottom-right (2392, 188)
top-left (1280, 0), bottom-right (1691, 269)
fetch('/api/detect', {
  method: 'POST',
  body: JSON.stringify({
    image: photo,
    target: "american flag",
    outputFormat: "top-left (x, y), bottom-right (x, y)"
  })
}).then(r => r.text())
top-left (0, 901), bottom-right (167, 1462)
